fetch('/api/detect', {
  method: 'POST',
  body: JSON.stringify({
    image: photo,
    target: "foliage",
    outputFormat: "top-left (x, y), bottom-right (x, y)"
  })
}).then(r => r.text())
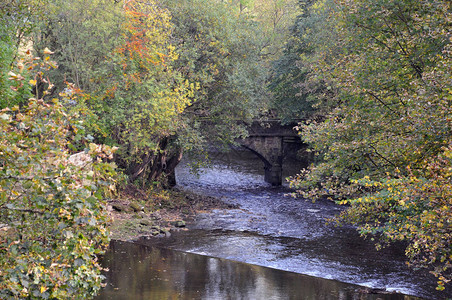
top-left (33, 0), bottom-right (193, 184)
top-left (85, 0), bottom-right (194, 183)
top-left (162, 0), bottom-right (270, 151)
top-left (32, 0), bottom-right (273, 184)
top-left (234, 0), bottom-right (302, 60)
top-left (0, 0), bottom-right (45, 108)
top-left (0, 52), bottom-right (116, 298)
top-left (0, 30), bottom-right (31, 109)
top-left (338, 145), bottom-right (452, 290)
top-left (33, 0), bottom-right (123, 92)
top-left (268, 0), bottom-right (323, 124)
top-left (288, 0), bottom-right (452, 286)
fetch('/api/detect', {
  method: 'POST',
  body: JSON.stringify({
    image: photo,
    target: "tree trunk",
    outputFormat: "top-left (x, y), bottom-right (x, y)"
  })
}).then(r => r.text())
top-left (163, 148), bottom-right (184, 187)
top-left (122, 137), bottom-right (184, 187)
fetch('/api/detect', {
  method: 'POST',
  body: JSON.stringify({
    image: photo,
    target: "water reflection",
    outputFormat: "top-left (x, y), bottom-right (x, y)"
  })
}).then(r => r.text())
top-left (142, 229), bottom-right (436, 298)
top-left (96, 240), bottom-right (419, 300)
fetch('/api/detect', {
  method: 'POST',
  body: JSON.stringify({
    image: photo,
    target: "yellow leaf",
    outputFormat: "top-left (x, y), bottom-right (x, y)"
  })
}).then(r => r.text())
top-left (30, 79), bottom-right (37, 85)
top-left (40, 286), bottom-right (47, 293)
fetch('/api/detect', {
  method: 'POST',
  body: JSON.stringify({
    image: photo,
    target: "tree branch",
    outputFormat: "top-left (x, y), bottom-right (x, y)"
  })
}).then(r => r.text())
top-left (369, 144), bottom-right (397, 168)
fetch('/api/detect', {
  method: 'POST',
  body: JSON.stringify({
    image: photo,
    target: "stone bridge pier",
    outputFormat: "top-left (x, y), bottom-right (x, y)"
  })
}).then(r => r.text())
top-left (241, 136), bottom-right (284, 185)
top-left (239, 120), bottom-right (303, 186)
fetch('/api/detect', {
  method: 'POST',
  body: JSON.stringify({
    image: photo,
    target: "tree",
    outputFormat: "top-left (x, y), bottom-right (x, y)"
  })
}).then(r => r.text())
top-left (0, 50), bottom-right (116, 298)
top-left (32, 0), bottom-right (124, 92)
top-left (234, 0), bottom-right (301, 60)
top-left (85, 0), bottom-right (194, 185)
top-left (161, 0), bottom-right (270, 151)
top-left (268, 0), bottom-right (324, 124)
top-left (288, 0), bottom-right (452, 288)
top-left (31, 0), bottom-right (193, 185)
top-left (0, 0), bottom-right (45, 108)
top-left (30, 0), bottom-right (273, 186)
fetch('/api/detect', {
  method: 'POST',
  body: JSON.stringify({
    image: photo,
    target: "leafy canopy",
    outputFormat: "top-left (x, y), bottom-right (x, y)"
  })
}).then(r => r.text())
top-left (287, 0), bottom-right (451, 288)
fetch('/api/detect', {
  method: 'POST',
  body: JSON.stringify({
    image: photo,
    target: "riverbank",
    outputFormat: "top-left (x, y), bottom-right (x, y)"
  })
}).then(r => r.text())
top-left (106, 184), bottom-right (234, 241)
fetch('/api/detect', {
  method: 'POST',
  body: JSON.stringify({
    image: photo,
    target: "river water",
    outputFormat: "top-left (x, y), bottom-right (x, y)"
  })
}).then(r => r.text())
top-left (97, 150), bottom-right (449, 299)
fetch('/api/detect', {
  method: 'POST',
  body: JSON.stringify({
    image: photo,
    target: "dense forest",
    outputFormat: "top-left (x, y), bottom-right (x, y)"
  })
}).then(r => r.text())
top-left (0, 0), bottom-right (450, 298)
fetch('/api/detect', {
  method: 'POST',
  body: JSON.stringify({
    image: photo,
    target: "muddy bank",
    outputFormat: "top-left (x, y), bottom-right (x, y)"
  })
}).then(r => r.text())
top-left (106, 184), bottom-right (233, 241)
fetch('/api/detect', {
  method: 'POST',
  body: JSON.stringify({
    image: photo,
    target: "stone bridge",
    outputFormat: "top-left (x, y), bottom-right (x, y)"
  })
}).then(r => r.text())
top-left (239, 120), bottom-right (303, 186)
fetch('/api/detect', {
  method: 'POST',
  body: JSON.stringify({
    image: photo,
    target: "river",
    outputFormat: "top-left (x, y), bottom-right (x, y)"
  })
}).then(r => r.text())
top-left (96, 150), bottom-right (449, 299)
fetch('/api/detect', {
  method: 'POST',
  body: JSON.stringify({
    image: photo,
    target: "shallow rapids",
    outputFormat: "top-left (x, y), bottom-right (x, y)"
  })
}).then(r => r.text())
top-left (147, 150), bottom-right (447, 299)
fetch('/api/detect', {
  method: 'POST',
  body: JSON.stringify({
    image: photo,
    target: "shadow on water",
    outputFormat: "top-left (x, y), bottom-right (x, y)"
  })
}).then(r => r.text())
top-left (96, 240), bottom-right (421, 300)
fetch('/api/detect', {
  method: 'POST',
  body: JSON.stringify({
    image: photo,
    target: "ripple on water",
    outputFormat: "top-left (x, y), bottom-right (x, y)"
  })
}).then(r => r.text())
top-left (171, 153), bottom-right (448, 299)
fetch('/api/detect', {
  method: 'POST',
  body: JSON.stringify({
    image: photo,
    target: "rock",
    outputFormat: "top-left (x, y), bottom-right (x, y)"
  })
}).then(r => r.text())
top-left (129, 202), bottom-right (144, 212)
top-left (139, 219), bottom-right (153, 226)
top-left (149, 212), bottom-right (162, 220)
top-left (164, 231), bottom-right (171, 238)
top-left (126, 220), bottom-right (141, 229)
top-left (172, 220), bottom-right (186, 228)
top-left (160, 227), bottom-right (170, 233)
top-left (112, 204), bottom-right (128, 212)
top-left (151, 225), bottom-right (161, 231)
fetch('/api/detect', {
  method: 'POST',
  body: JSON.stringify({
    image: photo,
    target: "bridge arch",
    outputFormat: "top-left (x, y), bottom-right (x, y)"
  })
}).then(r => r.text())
top-left (240, 137), bottom-right (284, 185)
top-left (238, 120), bottom-right (304, 186)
